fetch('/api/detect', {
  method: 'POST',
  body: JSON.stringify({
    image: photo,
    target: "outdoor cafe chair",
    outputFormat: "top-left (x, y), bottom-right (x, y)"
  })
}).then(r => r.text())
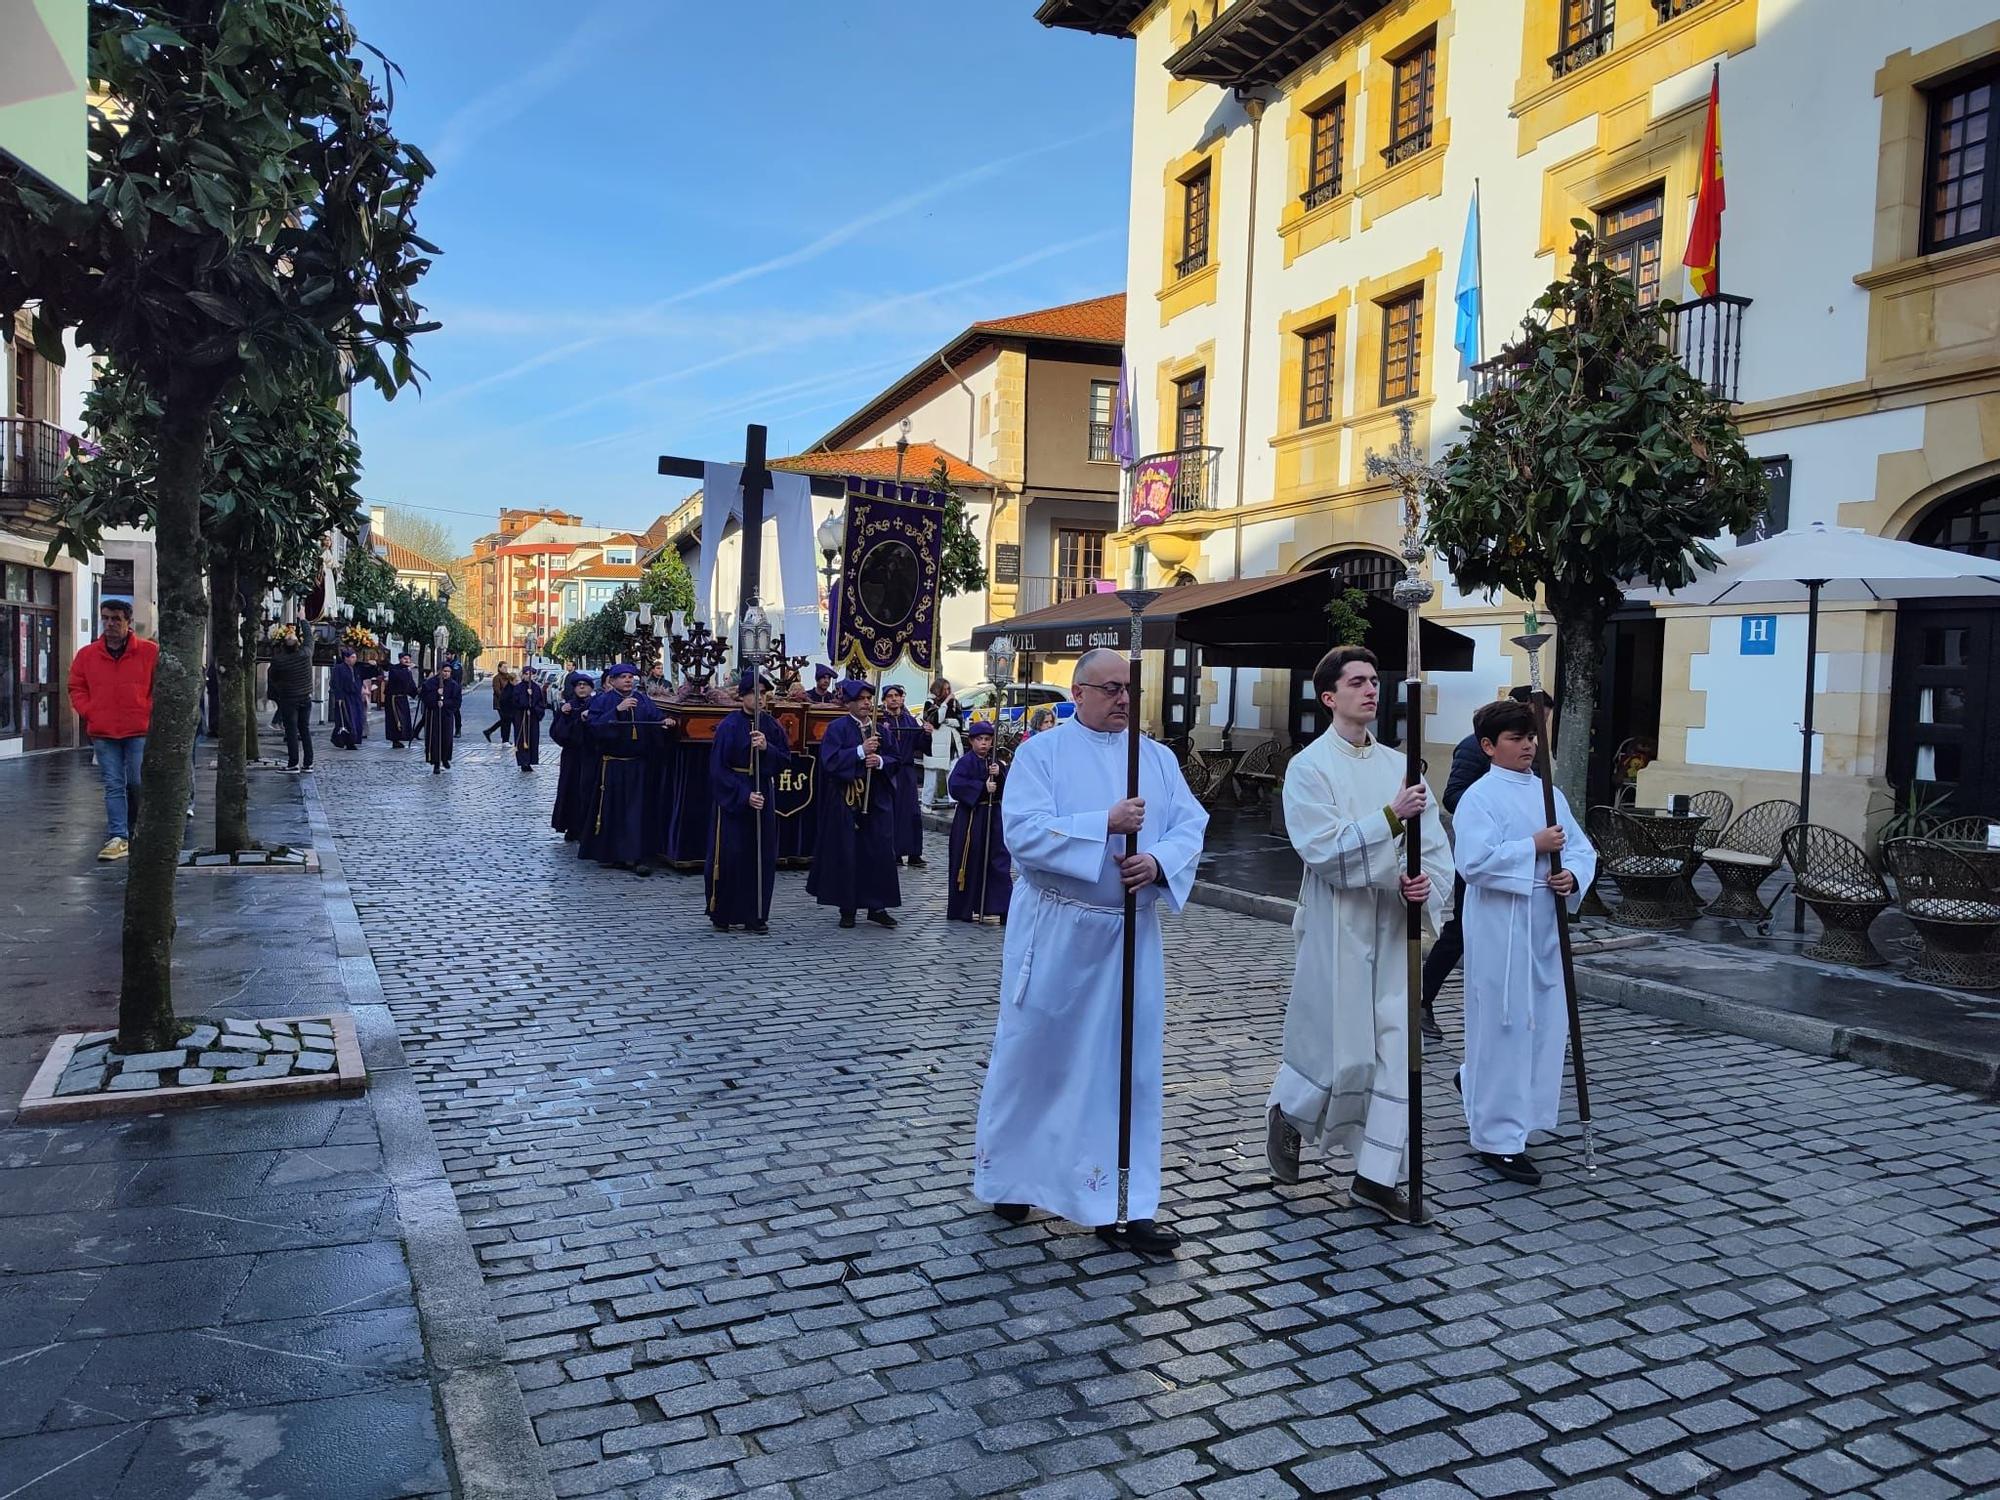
top-left (1597, 805), bottom-right (1689, 929)
top-left (1233, 737), bottom-right (1283, 805)
top-left (1882, 838), bottom-right (2000, 992)
top-left (1580, 805), bottom-right (1618, 917)
top-left (1701, 798), bottom-right (1799, 926)
top-left (1781, 824), bottom-right (1891, 968)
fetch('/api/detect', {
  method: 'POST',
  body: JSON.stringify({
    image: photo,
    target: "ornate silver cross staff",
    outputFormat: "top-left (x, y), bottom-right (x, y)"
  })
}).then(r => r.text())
top-left (1363, 404), bottom-right (1447, 1224)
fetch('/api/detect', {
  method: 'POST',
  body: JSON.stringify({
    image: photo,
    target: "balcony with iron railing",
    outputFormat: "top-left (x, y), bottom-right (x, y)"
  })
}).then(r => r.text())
top-left (1549, 3), bottom-right (1615, 77)
top-left (1015, 574), bottom-right (1111, 615)
top-left (1470, 293), bottom-right (1751, 404)
top-left (1174, 246), bottom-right (1210, 281)
top-left (1122, 445), bottom-right (1223, 528)
top-left (0, 417), bottom-right (77, 534)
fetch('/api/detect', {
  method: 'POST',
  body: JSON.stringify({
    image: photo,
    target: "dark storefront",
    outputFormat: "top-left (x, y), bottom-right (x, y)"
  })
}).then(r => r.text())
top-left (2, 561), bottom-right (63, 751)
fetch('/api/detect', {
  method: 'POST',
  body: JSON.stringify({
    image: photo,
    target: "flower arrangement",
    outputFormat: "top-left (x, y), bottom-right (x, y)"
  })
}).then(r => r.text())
top-left (266, 623), bottom-right (301, 647)
top-left (340, 624), bottom-right (378, 650)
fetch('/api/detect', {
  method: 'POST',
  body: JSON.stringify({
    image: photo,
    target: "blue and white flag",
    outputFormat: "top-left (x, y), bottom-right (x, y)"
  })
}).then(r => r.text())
top-left (1453, 186), bottom-right (1483, 367)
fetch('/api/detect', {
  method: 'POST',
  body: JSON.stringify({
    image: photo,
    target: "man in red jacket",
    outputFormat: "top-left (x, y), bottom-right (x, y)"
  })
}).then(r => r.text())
top-left (68, 599), bottom-right (159, 861)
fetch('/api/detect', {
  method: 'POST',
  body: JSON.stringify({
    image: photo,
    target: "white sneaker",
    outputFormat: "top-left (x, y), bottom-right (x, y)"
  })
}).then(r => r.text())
top-left (97, 837), bottom-right (130, 862)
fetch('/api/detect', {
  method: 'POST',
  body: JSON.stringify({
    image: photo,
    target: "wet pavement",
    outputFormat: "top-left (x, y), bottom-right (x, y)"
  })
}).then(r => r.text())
top-left (0, 744), bottom-right (453, 1499)
top-left (315, 728), bottom-right (2000, 1499)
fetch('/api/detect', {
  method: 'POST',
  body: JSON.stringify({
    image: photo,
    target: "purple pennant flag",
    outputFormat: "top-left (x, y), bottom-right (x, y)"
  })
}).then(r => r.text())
top-left (1111, 358), bottom-right (1138, 469)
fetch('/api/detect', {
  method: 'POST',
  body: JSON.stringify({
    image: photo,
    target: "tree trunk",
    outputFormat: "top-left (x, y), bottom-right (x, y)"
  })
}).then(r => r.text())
top-left (210, 547), bottom-right (252, 854)
top-left (118, 375), bottom-right (219, 1052)
top-left (1552, 604), bottom-right (1607, 816)
top-left (241, 606), bottom-right (259, 767)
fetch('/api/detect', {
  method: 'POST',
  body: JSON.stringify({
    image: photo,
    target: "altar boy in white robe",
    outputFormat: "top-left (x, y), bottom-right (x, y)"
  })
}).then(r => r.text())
top-left (972, 647), bottom-right (1208, 1257)
top-left (1452, 697), bottom-right (1596, 1187)
top-left (1266, 646), bottom-right (1453, 1224)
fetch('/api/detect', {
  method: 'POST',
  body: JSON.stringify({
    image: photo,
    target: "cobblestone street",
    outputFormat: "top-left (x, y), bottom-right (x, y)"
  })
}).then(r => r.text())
top-left (319, 735), bottom-right (2000, 1500)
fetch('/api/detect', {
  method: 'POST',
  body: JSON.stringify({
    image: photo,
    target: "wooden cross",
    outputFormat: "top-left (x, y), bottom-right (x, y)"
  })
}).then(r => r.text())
top-left (1362, 405), bottom-right (1445, 678)
top-left (659, 423), bottom-right (777, 630)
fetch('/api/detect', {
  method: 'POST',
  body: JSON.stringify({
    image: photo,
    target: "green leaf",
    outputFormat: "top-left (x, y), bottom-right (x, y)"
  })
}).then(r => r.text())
top-left (29, 314), bottom-right (67, 367)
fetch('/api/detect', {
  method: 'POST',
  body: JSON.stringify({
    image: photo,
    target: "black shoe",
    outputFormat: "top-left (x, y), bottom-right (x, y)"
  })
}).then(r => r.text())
top-left (909, 856), bottom-right (927, 869)
top-left (993, 1203), bottom-right (1030, 1224)
top-left (1095, 1219), bottom-right (1181, 1257)
top-left (747, 922), bottom-right (769, 935)
top-left (712, 919), bottom-right (731, 932)
top-left (1421, 1005), bottom-right (1444, 1042)
top-left (867, 909), bottom-right (897, 929)
top-left (483, 726), bottom-right (496, 740)
top-left (1266, 1104), bottom-right (1302, 1185)
top-left (838, 912), bottom-right (856, 929)
top-left (1476, 1151), bottom-right (1542, 1186)
top-left (632, 864), bottom-right (652, 879)
top-left (1453, 1068), bottom-right (1464, 1096)
top-left (1351, 1175), bottom-right (1432, 1225)
top-left (432, 766), bottom-right (441, 776)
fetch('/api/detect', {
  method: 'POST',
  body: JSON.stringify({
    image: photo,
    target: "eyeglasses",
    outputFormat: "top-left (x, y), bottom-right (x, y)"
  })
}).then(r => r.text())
top-left (1076, 681), bottom-right (1130, 698)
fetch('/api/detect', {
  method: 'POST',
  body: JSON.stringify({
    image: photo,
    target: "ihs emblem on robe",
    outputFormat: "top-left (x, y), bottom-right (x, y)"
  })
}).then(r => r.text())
top-left (1083, 1167), bottom-right (1107, 1193)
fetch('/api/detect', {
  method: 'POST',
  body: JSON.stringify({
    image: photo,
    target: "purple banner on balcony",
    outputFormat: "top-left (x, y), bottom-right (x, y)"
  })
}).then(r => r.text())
top-left (1130, 454), bottom-right (1180, 528)
top-left (830, 478), bottom-right (945, 674)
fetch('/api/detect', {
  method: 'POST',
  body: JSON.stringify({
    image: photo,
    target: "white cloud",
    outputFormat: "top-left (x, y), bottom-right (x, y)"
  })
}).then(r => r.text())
top-left (429, 4), bottom-right (641, 171)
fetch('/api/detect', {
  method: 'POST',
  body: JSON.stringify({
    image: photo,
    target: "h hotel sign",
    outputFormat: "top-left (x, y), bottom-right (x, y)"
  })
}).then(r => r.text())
top-left (1740, 615), bottom-right (1777, 656)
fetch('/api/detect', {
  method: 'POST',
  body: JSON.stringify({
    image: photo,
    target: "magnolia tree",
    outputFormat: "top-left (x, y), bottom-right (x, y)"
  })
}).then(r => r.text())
top-left (1426, 229), bottom-right (1765, 809)
top-left (0, 1), bottom-right (437, 1050)
top-left (63, 361), bottom-right (364, 853)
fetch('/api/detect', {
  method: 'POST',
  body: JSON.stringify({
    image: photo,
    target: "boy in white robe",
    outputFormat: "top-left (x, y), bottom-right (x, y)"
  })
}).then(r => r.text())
top-left (971, 647), bottom-right (1208, 1257)
top-left (1452, 697), bottom-right (1596, 1187)
top-left (1266, 646), bottom-right (1453, 1224)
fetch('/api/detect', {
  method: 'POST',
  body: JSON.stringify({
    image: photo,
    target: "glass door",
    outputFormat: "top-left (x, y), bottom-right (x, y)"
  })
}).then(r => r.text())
top-left (1892, 606), bottom-right (1998, 817)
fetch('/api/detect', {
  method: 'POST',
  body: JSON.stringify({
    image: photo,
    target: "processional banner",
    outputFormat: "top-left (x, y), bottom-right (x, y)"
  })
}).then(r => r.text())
top-left (1129, 454), bottom-right (1180, 527)
top-left (830, 478), bottom-right (945, 673)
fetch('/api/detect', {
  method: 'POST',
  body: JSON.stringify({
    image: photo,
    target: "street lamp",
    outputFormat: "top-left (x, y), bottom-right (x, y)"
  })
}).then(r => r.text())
top-left (894, 416), bottom-right (911, 486)
top-left (985, 634), bottom-right (1017, 689)
top-left (738, 600), bottom-right (772, 675)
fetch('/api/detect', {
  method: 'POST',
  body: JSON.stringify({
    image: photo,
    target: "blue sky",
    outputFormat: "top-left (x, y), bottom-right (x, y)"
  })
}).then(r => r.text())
top-left (341, 1), bottom-right (1133, 555)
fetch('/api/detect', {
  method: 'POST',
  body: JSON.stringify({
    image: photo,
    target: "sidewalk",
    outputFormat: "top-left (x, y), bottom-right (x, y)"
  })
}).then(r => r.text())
top-left (1189, 805), bottom-right (2000, 1098)
top-left (0, 740), bottom-right (544, 1500)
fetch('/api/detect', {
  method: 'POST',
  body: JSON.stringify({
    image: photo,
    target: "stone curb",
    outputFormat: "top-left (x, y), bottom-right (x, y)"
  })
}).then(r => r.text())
top-left (1570, 958), bottom-right (2000, 1099)
top-left (301, 775), bottom-right (556, 1500)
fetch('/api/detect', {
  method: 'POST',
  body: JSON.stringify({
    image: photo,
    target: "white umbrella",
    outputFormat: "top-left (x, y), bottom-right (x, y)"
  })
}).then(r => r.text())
top-left (1640, 521), bottom-right (2000, 928)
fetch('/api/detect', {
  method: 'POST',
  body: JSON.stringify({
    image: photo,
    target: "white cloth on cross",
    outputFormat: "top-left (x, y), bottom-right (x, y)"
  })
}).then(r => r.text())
top-left (1268, 729), bottom-right (1452, 1188)
top-left (698, 463), bottom-right (824, 661)
top-left (972, 720), bottom-right (1208, 1226)
top-left (1451, 763), bottom-right (1596, 1156)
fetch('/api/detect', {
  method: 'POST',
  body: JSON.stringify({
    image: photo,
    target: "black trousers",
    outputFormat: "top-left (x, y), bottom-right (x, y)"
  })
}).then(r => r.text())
top-left (276, 700), bottom-right (313, 768)
top-left (1420, 873), bottom-right (1467, 1010)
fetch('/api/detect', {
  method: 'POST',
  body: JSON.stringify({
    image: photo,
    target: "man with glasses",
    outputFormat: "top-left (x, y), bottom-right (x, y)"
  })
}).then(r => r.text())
top-left (971, 647), bottom-right (1208, 1257)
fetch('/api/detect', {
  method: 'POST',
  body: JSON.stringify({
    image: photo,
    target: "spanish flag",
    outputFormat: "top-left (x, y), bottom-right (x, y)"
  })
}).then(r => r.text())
top-left (1684, 65), bottom-right (1725, 297)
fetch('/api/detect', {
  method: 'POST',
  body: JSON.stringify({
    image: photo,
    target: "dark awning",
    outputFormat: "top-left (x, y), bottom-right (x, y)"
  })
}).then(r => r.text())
top-left (968, 571), bottom-right (1474, 673)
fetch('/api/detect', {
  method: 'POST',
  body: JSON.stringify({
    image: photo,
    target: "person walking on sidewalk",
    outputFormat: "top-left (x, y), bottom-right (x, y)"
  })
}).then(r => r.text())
top-left (67, 599), bottom-right (158, 861)
top-left (267, 632), bottom-right (315, 773)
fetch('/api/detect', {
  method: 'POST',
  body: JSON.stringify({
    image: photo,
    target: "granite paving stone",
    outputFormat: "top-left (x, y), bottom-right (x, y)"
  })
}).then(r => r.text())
top-left (295, 738), bottom-right (2000, 1500)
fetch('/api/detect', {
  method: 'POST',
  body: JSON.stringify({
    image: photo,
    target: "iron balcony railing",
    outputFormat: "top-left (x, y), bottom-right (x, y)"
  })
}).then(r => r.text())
top-left (1301, 175), bottom-right (1342, 210)
top-left (1550, 2), bottom-right (1615, 76)
top-left (1380, 124), bottom-right (1433, 167)
top-left (0, 417), bottom-right (73, 501)
top-left (1123, 444), bottom-right (1223, 526)
top-left (1015, 574), bottom-right (1110, 614)
top-left (1175, 246), bottom-right (1210, 280)
top-left (1469, 293), bottom-right (1751, 404)
top-left (1652, 0), bottom-right (1707, 18)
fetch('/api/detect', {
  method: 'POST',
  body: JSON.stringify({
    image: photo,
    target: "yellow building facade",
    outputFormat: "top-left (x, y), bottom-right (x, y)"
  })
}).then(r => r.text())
top-left (1040, 0), bottom-right (2000, 836)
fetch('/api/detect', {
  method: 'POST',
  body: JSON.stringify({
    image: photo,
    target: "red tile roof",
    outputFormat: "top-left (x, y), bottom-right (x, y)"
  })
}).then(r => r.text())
top-left (381, 539), bottom-right (451, 576)
top-left (969, 293), bottom-right (1125, 344)
top-left (772, 442), bottom-right (999, 488)
top-left (818, 293), bottom-right (1125, 452)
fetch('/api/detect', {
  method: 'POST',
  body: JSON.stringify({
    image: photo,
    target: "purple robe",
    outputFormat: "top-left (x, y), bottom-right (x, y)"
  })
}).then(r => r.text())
top-left (948, 750), bottom-right (1011, 922)
top-left (579, 688), bottom-right (669, 867)
top-left (806, 712), bottom-right (900, 913)
top-left (878, 707), bottom-right (931, 859)
top-left (706, 709), bottom-right (790, 925)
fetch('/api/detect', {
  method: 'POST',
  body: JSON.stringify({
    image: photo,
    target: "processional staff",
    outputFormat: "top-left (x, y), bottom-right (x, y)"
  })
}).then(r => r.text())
top-left (1111, 579), bottom-right (1159, 1237)
top-left (1513, 611), bottom-right (1597, 1174)
top-left (1364, 405), bottom-right (1447, 1226)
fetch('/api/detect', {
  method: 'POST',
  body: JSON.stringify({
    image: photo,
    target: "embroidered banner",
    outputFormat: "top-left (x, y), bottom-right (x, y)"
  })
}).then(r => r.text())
top-left (1129, 454), bottom-right (1180, 527)
top-left (830, 478), bottom-right (946, 673)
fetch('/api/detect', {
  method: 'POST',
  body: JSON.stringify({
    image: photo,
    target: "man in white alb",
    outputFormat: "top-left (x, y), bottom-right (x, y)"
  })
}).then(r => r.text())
top-left (971, 647), bottom-right (1208, 1256)
top-left (1266, 646), bottom-right (1453, 1223)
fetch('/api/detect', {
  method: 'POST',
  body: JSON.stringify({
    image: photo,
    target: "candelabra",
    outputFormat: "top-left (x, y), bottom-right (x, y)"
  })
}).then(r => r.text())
top-left (769, 634), bottom-right (810, 697)
top-left (670, 618), bottom-right (728, 692)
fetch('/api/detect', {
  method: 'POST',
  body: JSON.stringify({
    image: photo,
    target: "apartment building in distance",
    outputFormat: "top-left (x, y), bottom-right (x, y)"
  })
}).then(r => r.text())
top-left (1038, 0), bottom-right (2000, 833)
